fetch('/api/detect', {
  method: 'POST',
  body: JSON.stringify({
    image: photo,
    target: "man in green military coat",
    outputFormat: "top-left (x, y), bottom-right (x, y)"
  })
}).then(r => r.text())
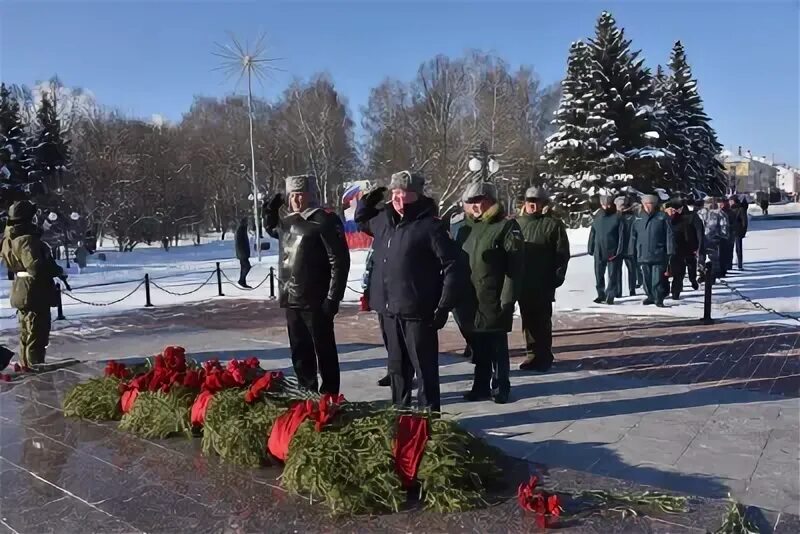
top-left (454, 182), bottom-right (523, 404)
top-left (516, 187), bottom-right (571, 372)
top-left (0, 201), bottom-right (65, 369)
top-left (629, 194), bottom-right (674, 308)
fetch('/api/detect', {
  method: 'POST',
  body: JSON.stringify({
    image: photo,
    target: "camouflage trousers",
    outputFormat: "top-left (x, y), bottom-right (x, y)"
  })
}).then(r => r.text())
top-left (17, 308), bottom-right (51, 368)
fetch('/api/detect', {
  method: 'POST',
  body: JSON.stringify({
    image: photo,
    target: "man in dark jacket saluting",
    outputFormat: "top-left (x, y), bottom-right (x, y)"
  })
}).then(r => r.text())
top-left (355, 171), bottom-right (461, 412)
top-left (234, 217), bottom-right (251, 288)
top-left (629, 194), bottom-right (674, 307)
top-left (517, 187), bottom-right (570, 372)
top-left (264, 174), bottom-right (350, 394)
top-left (588, 195), bottom-right (624, 305)
top-left (454, 182), bottom-right (523, 404)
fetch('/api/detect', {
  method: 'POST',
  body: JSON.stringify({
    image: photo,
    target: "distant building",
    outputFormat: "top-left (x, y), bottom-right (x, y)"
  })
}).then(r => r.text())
top-left (775, 165), bottom-right (800, 195)
top-left (720, 147), bottom-right (777, 193)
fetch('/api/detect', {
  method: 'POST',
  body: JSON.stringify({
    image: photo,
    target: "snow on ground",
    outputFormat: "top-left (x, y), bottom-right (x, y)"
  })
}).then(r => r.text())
top-left (0, 216), bottom-right (797, 331)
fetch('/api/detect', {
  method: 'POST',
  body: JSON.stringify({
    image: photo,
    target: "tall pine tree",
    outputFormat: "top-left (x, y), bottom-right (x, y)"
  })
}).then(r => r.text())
top-left (666, 41), bottom-right (725, 195)
top-left (32, 92), bottom-right (71, 192)
top-left (585, 11), bottom-right (665, 193)
top-left (0, 83), bottom-right (32, 183)
top-left (541, 40), bottom-right (595, 215)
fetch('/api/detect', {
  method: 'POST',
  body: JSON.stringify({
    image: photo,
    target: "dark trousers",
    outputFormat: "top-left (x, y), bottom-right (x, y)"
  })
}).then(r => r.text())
top-left (381, 314), bottom-right (440, 412)
top-left (238, 258), bottom-right (251, 285)
top-left (686, 253), bottom-right (698, 288)
top-left (641, 262), bottom-right (667, 304)
top-left (620, 256), bottom-right (640, 295)
top-left (519, 298), bottom-right (554, 368)
top-left (721, 240), bottom-right (734, 273)
top-left (285, 308), bottom-right (340, 394)
top-left (594, 256), bottom-right (621, 299)
top-left (734, 237), bottom-right (744, 269)
top-left (670, 255), bottom-right (688, 298)
top-left (469, 332), bottom-right (510, 395)
top-left (18, 308), bottom-right (51, 368)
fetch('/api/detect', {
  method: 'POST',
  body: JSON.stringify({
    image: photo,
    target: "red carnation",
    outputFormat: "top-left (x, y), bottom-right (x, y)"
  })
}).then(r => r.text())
top-left (183, 369), bottom-right (203, 390)
top-left (104, 361), bottom-right (130, 380)
top-left (518, 476), bottom-right (562, 528)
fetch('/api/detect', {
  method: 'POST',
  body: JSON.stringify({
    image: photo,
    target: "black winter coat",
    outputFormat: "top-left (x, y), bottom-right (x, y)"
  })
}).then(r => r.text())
top-left (356, 197), bottom-right (461, 320)
top-left (629, 211), bottom-right (675, 264)
top-left (619, 211), bottom-right (636, 258)
top-left (728, 205), bottom-right (748, 238)
top-left (588, 209), bottom-right (624, 260)
top-left (669, 212), bottom-right (700, 257)
top-left (266, 208), bottom-right (350, 310)
top-left (235, 223), bottom-right (250, 260)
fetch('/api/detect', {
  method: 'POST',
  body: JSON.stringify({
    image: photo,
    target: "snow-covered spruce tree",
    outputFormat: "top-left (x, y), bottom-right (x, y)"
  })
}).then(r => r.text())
top-left (541, 40), bottom-right (595, 218)
top-left (31, 92), bottom-right (71, 191)
top-left (585, 11), bottom-right (668, 194)
top-left (666, 41), bottom-right (725, 195)
top-left (0, 83), bottom-right (32, 183)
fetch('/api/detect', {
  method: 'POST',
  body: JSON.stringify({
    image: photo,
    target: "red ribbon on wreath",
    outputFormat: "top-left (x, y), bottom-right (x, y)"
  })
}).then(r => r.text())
top-left (267, 394), bottom-right (345, 461)
top-left (393, 414), bottom-right (430, 488)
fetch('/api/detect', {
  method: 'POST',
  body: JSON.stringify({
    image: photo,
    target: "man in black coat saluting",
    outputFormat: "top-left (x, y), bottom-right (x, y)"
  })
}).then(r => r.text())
top-left (356, 171), bottom-right (461, 412)
top-left (264, 174), bottom-right (350, 394)
top-left (235, 217), bottom-right (252, 288)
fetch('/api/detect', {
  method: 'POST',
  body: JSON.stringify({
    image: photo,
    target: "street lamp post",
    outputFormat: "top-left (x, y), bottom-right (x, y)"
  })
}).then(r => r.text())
top-left (468, 142), bottom-right (500, 183)
top-left (248, 191), bottom-right (265, 252)
top-left (47, 211), bottom-right (80, 268)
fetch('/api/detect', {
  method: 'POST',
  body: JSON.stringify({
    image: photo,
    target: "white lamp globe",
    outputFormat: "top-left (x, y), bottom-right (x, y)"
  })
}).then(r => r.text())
top-left (488, 158), bottom-right (500, 174)
top-left (47, 212), bottom-right (58, 222)
top-left (468, 157), bottom-right (482, 172)
top-left (248, 193), bottom-right (255, 201)
top-left (70, 212), bottom-right (80, 221)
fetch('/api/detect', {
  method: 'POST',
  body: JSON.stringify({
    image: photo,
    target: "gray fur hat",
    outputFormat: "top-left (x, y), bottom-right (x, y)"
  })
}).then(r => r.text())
top-left (524, 186), bottom-right (550, 200)
top-left (614, 196), bottom-right (627, 208)
top-left (285, 174), bottom-right (318, 196)
top-left (641, 194), bottom-right (659, 203)
top-left (599, 194), bottom-right (613, 205)
top-left (389, 170), bottom-right (425, 195)
top-left (461, 181), bottom-right (498, 203)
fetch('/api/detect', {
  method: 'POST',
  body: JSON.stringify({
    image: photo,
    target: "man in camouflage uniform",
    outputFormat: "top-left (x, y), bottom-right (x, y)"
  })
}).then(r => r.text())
top-left (0, 201), bottom-right (65, 369)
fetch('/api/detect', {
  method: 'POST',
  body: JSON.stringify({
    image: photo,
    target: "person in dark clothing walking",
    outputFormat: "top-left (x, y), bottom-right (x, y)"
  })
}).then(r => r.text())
top-left (264, 174), bottom-right (350, 395)
top-left (517, 187), bottom-right (571, 372)
top-left (588, 195), bottom-right (624, 305)
top-left (614, 196), bottom-right (641, 296)
top-left (685, 199), bottom-right (705, 290)
top-left (355, 171), bottom-right (461, 412)
top-left (719, 198), bottom-right (735, 276)
top-left (235, 217), bottom-right (252, 288)
top-left (629, 194), bottom-right (674, 307)
top-left (664, 199), bottom-right (699, 300)
top-left (728, 195), bottom-right (748, 270)
top-left (453, 182), bottom-right (523, 404)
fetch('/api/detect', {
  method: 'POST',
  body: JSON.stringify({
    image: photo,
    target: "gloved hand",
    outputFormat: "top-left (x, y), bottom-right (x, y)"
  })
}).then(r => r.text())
top-left (322, 298), bottom-right (340, 317)
top-left (362, 187), bottom-right (387, 208)
top-left (59, 275), bottom-right (71, 291)
top-left (608, 255), bottom-right (617, 261)
top-left (431, 308), bottom-right (450, 330)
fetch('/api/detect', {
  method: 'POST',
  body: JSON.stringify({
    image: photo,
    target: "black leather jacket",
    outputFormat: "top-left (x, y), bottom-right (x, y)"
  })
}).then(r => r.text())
top-left (266, 208), bottom-right (350, 310)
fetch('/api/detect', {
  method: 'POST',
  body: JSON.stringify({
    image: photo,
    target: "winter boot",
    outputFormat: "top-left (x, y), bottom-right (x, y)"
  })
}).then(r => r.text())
top-left (605, 297), bottom-right (615, 305)
top-left (377, 374), bottom-right (390, 387)
top-left (493, 390), bottom-right (510, 404)
top-left (463, 389), bottom-right (492, 402)
top-left (593, 296), bottom-right (605, 304)
top-left (642, 298), bottom-right (655, 305)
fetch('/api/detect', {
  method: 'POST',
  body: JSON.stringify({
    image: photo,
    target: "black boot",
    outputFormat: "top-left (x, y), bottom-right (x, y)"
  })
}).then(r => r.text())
top-left (593, 296), bottom-right (605, 304)
top-left (605, 297), bottom-right (615, 305)
top-left (463, 389), bottom-right (492, 402)
top-left (642, 298), bottom-right (654, 305)
top-left (493, 390), bottom-right (510, 404)
top-left (377, 374), bottom-right (390, 387)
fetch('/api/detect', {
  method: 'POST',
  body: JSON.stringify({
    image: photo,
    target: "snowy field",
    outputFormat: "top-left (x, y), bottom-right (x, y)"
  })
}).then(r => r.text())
top-left (0, 209), bottom-right (797, 331)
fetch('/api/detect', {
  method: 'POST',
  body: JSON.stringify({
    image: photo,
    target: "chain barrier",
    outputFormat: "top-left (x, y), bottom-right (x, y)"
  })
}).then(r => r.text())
top-left (150, 271), bottom-right (216, 297)
top-left (718, 278), bottom-right (800, 323)
top-left (346, 285), bottom-right (364, 295)
top-left (62, 280), bottom-right (146, 307)
top-left (219, 269), bottom-right (273, 291)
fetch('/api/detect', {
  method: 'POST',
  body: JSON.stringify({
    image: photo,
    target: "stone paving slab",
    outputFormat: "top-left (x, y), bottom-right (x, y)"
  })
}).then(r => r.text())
top-left (1, 300), bottom-right (799, 530)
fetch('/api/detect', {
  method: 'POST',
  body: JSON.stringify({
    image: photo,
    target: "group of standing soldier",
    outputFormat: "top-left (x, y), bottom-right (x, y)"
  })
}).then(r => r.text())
top-left (589, 192), bottom-right (749, 308)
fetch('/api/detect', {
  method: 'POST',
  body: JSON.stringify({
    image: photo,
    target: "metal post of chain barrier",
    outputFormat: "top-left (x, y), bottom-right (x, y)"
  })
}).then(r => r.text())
top-left (144, 274), bottom-right (154, 308)
top-left (702, 261), bottom-right (713, 324)
top-left (216, 262), bottom-right (225, 297)
top-left (269, 267), bottom-right (276, 299)
top-left (55, 283), bottom-right (66, 321)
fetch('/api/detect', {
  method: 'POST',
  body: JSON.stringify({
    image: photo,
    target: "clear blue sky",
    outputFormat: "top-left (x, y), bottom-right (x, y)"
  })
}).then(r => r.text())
top-left (1, 0), bottom-right (798, 166)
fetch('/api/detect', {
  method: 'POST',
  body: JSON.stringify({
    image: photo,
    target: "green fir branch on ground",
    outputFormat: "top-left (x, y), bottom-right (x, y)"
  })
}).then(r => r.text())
top-left (579, 489), bottom-right (689, 518)
top-left (416, 417), bottom-right (502, 513)
top-left (62, 377), bottom-right (123, 421)
top-left (713, 496), bottom-right (759, 534)
top-left (281, 406), bottom-right (404, 516)
top-left (118, 386), bottom-right (194, 439)
top-left (201, 388), bottom-right (290, 467)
